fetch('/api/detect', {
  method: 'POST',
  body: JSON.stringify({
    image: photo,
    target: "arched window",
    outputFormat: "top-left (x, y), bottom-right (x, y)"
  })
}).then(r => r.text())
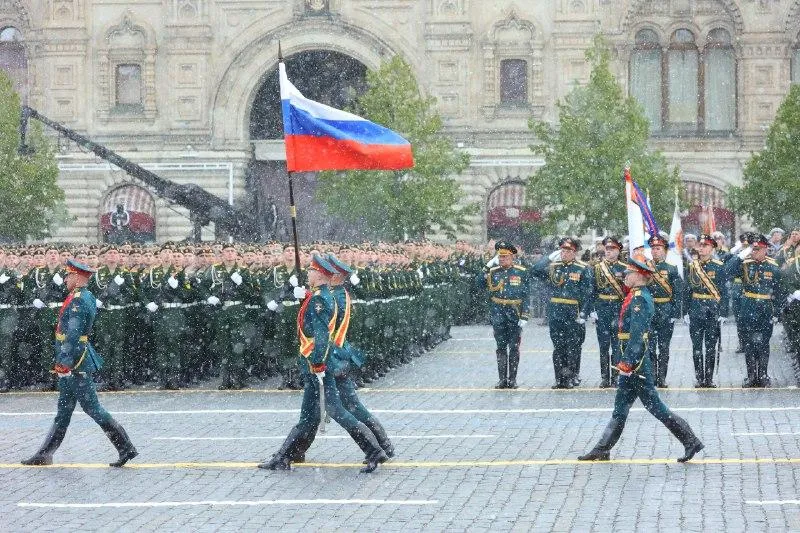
top-left (0, 26), bottom-right (27, 99)
top-left (667, 29), bottom-right (699, 131)
top-left (704, 29), bottom-right (736, 131)
top-left (500, 59), bottom-right (528, 105)
top-left (630, 29), bottom-right (662, 131)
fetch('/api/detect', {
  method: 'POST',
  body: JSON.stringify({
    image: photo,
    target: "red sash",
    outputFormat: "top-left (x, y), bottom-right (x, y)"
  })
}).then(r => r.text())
top-left (618, 290), bottom-right (634, 332)
top-left (55, 291), bottom-right (76, 335)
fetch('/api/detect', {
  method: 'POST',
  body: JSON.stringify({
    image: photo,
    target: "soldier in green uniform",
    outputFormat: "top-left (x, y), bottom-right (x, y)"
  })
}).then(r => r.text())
top-left (258, 254), bottom-right (388, 473)
top-left (646, 235), bottom-right (683, 388)
top-left (273, 245), bottom-right (304, 389)
top-left (0, 247), bottom-right (22, 392)
top-left (683, 234), bottom-right (728, 388)
top-left (21, 259), bottom-right (138, 467)
top-left (578, 256), bottom-right (704, 463)
top-left (476, 241), bottom-right (530, 389)
top-left (782, 248), bottom-right (800, 363)
top-left (589, 237), bottom-right (627, 388)
top-left (725, 234), bottom-right (785, 387)
top-left (531, 238), bottom-right (593, 389)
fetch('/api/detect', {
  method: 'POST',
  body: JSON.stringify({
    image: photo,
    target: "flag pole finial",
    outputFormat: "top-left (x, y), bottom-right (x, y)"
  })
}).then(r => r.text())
top-left (278, 40), bottom-right (283, 62)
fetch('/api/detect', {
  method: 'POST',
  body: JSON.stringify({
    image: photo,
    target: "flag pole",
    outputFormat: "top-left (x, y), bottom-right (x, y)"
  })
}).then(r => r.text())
top-left (279, 41), bottom-right (302, 275)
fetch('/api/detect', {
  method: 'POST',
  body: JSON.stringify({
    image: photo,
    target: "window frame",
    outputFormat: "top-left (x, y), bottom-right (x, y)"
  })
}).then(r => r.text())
top-left (113, 63), bottom-right (144, 113)
top-left (499, 58), bottom-right (529, 106)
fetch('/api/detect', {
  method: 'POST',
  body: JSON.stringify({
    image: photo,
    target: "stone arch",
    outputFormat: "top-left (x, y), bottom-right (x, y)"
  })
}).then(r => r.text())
top-left (99, 184), bottom-right (157, 243)
top-left (0, 1), bottom-right (31, 33)
top-left (211, 17), bottom-right (419, 146)
top-left (621, 0), bottom-right (744, 35)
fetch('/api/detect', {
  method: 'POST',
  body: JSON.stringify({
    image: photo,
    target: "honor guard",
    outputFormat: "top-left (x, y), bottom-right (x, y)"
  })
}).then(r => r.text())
top-left (782, 247), bottom-right (800, 361)
top-left (531, 238), bottom-right (593, 389)
top-left (589, 236), bottom-right (627, 388)
top-left (476, 241), bottom-right (531, 389)
top-left (683, 234), bottom-right (728, 387)
top-left (725, 234), bottom-right (785, 387)
top-left (0, 247), bottom-right (22, 392)
top-left (578, 256), bottom-right (704, 463)
top-left (646, 235), bottom-right (683, 388)
top-left (21, 259), bottom-right (138, 467)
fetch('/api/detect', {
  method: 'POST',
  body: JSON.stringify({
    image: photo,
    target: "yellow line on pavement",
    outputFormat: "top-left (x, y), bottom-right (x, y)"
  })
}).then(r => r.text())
top-left (3, 457), bottom-right (800, 469)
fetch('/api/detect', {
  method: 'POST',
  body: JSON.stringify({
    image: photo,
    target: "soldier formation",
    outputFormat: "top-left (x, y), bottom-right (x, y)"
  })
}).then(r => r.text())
top-left (0, 240), bottom-right (487, 394)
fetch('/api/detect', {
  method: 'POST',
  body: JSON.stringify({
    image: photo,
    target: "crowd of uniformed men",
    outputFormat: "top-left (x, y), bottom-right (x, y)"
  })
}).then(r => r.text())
top-left (0, 240), bottom-right (488, 393)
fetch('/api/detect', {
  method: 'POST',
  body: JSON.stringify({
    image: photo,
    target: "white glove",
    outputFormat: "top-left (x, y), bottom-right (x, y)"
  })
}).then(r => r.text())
top-left (683, 315), bottom-right (690, 326)
top-left (576, 314), bottom-right (586, 324)
top-left (485, 254), bottom-right (499, 268)
top-left (518, 319), bottom-right (528, 328)
top-left (146, 302), bottom-right (158, 313)
top-left (669, 317), bottom-right (678, 324)
top-left (730, 242), bottom-right (743, 254)
top-left (289, 274), bottom-right (299, 287)
top-left (737, 246), bottom-right (752, 260)
top-left (168, 276), bottom-right (179, 289)
top-left (95, 298), bottom-right (103, 309)
top-left (267, 300), bottom-right (279, 311)
top-left (315, 371), bottom-right (326, 379)
top-left (350, 273), bottom-right (360, 286)
top-left (56, 370), bottom-right (72, 378)
top-left (718, 316), bottom-right (727, 324)
top-left (33, 298), bottom-right (45, 309)
top-left (793, 290), bottom-right (800, 301)
top-left (417, 268), bottom-right (424, 280)
top-left (293, 286), bottom-right (308, 300)
top-left (548, 250), bottom-right (562, 262)
top-left (231, 271), bottom-right (243, 286)
top-left (114, 275), bottom-right (125, 286)
top-left (206, 296), bottom-right (221, 306)
top-left (772, 316), bottom-right (780, 324)
top-left (0, 273), bottom-right (9, 284)
top-left (52, 273), bottom-right (63, 286)
top-left (589, 311), bottom-right (599, 322)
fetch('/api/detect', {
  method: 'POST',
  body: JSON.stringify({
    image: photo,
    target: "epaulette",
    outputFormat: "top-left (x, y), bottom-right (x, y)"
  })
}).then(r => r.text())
top-left (488, 266), bottom-right (502, 272)
top-left (513, 265), bottom-right (527, 271)
top-left (616, 261), bottom-right (627, 267)
top-left (74, 291), bottom-right (81, 297)
top-left (575, 260), bottom-right (588, 267)
top-left (766, 257), bottom-right (779, 266)
top-left (743, 259), bottom-right (753, 264)
top-left (712, 259), bottom-right (723, 265)
top-left (633, 289), bottom-right (641, 296)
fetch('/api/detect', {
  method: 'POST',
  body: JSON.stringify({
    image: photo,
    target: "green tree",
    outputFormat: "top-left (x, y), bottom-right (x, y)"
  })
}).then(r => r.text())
top-left (730, 83), bottom-right (800, 230)
top-left (527, 36), bottom-right (681, 236)
top-left (316, 56), bottom-right (473, 240)
top-left (0, 72), bottom-right (65, 242)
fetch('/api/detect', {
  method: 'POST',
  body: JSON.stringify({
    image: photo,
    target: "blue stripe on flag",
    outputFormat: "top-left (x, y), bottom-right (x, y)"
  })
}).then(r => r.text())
top-left (282, 101), bottom-right (410, 146)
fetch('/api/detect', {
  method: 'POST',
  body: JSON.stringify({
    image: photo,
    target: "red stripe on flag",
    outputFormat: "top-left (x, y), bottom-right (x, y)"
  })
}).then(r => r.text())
top-left (285, 135), bottom-right (414, 172)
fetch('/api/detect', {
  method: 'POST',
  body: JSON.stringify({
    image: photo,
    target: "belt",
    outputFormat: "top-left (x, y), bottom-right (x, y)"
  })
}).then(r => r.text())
top-left (692, 293), bottom-right (718, 300)
top-left (618, 332), bottom-right (648, 340)
top-left (598, 294), bottom-right (621, 301)
top-left (491, 297), bottom-right (522, 306)
top-left (0, 304), bottom-right (13, 309)
top-left (550, 297), bottom-right (578, 305)
top-left (47, 302), bottom-right (62, 309)
top-left (744, 291), bottom-right (772, 300)
top-left (222, 300), bottom-right (243, 309)
top-left (161, 302), bottom-right (184, 309)
top-left (654, 297), bottom-right (672, 304)
top-left (734, 278), bottom-right (742, 283)
top-left (244, 304), bottom-right (261, 309)
top-left (55, 333), bottom-right (88, 342)
top-left (105, 304), bottom-right (127, 310)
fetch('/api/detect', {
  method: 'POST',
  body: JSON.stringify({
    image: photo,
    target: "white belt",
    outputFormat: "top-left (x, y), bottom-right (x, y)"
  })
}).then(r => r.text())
top-left (47, 302), bottom-right (62, 309)
top-left (161, 302), bottom-right (185, 309)
top-left (282, 301), bottom-right (299, 307)
top-left (0, 304), bottom-right (13, 309)
top-left (244, 304), bottom-right (261, 309)
top-left (222, 300), bottom-right (242, 309)
top-left (105, 304), bottom-right (128, 310)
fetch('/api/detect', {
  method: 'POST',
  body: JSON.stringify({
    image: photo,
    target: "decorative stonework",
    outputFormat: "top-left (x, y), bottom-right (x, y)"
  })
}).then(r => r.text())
top-left (621, 0), bottom-right (744, 33)
top-left (49, 0), bottom-right (84, 23)
top-left (428, 0), bottom-right (468, 16)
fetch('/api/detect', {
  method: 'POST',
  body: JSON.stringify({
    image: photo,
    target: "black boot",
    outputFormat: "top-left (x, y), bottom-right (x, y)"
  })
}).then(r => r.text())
top-left (349, 422), bottom-right (388, 473)
top-left (507, 347), bottom-right (520, 389)
top-left (21, 424), bottom-right (68, 465)
top-left (495, 349), bottom-right (508, 389)
top-left (364, 417), bottom-right (395, 458)
top-left (662, 415), bottom-right (704, 463)
top-left (258, 426), bottom-right (306, 470)
top-left (577, 419), bottom-right (624, 461)
top-left (101, 420), bottom-right (138, 467)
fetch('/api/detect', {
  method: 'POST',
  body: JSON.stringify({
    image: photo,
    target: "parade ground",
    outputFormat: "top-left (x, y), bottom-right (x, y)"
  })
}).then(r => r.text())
top-left (1, 323), bottom-right (800, 532)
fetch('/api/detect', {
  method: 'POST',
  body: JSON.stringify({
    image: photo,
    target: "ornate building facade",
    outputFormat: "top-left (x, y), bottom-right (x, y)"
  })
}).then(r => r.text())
top-left (0, 0), bottom-right (797, 243)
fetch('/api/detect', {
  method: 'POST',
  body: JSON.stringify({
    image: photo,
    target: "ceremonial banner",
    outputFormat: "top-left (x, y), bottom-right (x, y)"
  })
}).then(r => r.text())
top-left (667, 191), bottom-right (684, 279)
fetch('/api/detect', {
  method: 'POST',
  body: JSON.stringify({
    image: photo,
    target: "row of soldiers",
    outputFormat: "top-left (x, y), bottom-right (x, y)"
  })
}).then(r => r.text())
top-left (0, 240), bottom-right (486, 392)
top-left (481, 230), bottom-right (800, 389)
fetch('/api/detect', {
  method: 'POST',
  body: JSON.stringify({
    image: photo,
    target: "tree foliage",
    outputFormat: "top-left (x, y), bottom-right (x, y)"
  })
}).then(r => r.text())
top-left (0, 72), bottom-right (65, 242)
top-left (729, 83), bottom-right (800, 230)
top-left (527, 36), bottom-right (681, 236)
top-left (317, 56), bottom-right (473, 241)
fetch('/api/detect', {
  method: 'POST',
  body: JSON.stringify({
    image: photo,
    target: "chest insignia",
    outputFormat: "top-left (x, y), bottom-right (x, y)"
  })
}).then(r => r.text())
top-left (568, 272), bottom-right (581, 281)
top-left (509, 275), bottom-right (521, 286)
top-left (764, 271), bottom-right (773, 279)
top-left (314, 303), bottom-right (323, 313)
top-left (707, 271), bottom-right (715, 279)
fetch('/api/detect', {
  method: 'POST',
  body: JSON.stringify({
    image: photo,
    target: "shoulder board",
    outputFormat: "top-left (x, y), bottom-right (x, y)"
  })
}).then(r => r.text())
top-left (765, 257), bottom-right (779, 266)
top-left (710, 259), bottom-right (723, 265)
top-left (633, 289), bottom-right (641, 296)
top-left (615, 261), bottom-right (627, 267)
top-left (488, 266), bottom-right (502, 272)
top-left (743, 259), bottom-right (753, 264)
top-left (575, 260), bottom-right (588, 267)
top-left (513, 265), bottom-right (527, 271)
top-left (74, 291), bottom-right (81, 297)
top-left (551, 261), bottom-right (563, 266)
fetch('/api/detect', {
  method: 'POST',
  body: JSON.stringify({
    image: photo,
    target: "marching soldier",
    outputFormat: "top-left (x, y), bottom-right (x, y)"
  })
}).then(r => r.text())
top-left (726, 234), bottom-right (784, 387)
top-left (531, 238), bottom-right (593, 389)
top-left (683, 234), bottom-right (728, 388)
top-left (589, 236), bottom-right (627, 388)
top-left (21, 259), bottom-right (138, 467)
top-left (577, 256), bottom-right (704, 462)
top-left (646, 235), bottom-right (682, 388)
top-left (258, 254), bottom-right (388, 473)
top-left (476, 241), bottom-right (530, 389)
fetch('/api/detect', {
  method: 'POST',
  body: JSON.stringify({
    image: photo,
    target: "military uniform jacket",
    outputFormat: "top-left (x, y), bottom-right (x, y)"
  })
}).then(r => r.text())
top-left (648, 260), bottom-right (683, 319)
top-left (724, 255), bottom-right (784, 319)
top-left (93, 266), bottom-right (135, 309)
top-left (618, 286), bottom-right (655, 368)
top-left (23, 267), bottom-right (69, 307)
top-left (591, 260), bottom-right (627, 310)
top-left (330, 285), bottom-right (365, 373)
top-left (202, 263), bottom-right (254, 304)
top-left (55, 288), bottom-right (103, 374)
top-left (683, 258), bottom-right (728, 316)
top-left (531, 256), bottom-right (593, 317)
top-left (0, 268), bottom-right (23, 307)
top-left (297, 285), bottom-right (337, 375)
top-left (476, 263), bottom-right (531, 320)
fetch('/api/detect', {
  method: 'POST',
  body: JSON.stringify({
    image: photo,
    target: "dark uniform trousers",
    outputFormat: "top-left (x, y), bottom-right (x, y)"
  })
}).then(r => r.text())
top-left (648, 302), bottom-right (676, 386)
top-left (595, 299), bottom-right (622, 384)
top-left (689, 303), bottom-right (721, 384)
top-left (490, 303), bottom-right (522, 384)
top-left (549, 302), bottom-right (585, 385)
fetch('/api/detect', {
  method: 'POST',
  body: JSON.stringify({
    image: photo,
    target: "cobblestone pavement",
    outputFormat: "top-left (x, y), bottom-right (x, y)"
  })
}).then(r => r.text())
top-left (2, 322), bottom-right (800, 532)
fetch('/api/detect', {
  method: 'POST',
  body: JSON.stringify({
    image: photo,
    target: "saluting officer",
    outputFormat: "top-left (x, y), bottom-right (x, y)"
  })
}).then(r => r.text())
top-left (578, 256), bottom-right (704, 463)
top-left (531, 238), bottom-right (593, 389)
top-left (726, 234), bottom-right (784, 387)
top-left (476, 241), bottom-right (531, 389)
top-left (21, 259), bottom-right (137, 467)
top-left (683, 234), bottom-right (728, 388)
top-left (589, 236), bottom-right (627, 388)
top-left (646, 235), bottom-right (683, 388)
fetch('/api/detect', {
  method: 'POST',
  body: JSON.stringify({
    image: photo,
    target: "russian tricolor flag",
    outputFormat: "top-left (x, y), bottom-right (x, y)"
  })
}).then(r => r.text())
top-left (279, 62), bottom-right (414, 172)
